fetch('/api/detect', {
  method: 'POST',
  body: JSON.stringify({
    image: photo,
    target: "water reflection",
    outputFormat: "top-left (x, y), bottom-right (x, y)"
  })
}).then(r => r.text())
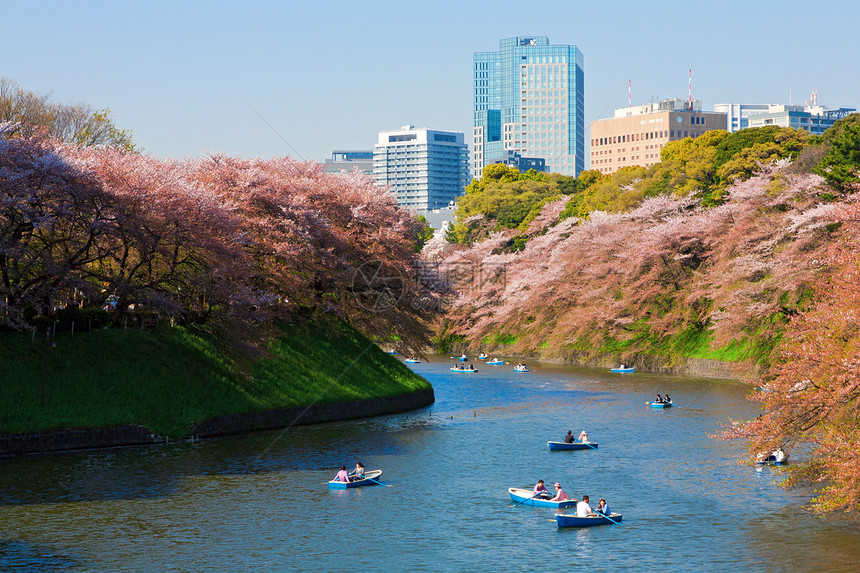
top-left (1, 357), bottom-right (859, 572)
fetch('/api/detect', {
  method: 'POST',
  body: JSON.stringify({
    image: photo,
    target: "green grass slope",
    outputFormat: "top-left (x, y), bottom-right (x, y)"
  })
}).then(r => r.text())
top-left (0, 318), bottom-right (430, 438)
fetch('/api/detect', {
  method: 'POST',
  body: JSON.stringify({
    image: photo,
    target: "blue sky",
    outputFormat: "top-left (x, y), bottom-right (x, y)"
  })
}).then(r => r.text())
top-left (3, 0), bottom-right (857, 162)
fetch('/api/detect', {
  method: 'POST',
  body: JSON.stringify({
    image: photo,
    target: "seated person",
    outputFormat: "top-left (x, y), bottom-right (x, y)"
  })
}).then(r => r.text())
top-left (564, 430), bottom-right (574, 443)
top-left (595, 498), bottom-right (611, 515)
top-left (655, 394), bottom-right (664, 403)
top-left (550, 483), bottom-right (569, 502)
top-left (578, 430), bottom-right (589, 443)
top-left (576, 495), bottom-right (594, 517)
top-left (773, 447), bottom-right (786, 463)
top-left (351, 462), bottom-right (365, 478)
top-left (532, 479), bottom-right (550, 499)
top-left (664, 394), bottom-right (672, 403)
top-left (333, 465), bottom-right (350, 482)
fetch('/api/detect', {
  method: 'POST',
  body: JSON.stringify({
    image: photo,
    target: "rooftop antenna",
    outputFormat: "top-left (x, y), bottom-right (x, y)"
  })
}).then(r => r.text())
top-left (628, 79), bottom-right (632, 108)
top-left (688, 69), bottom-right (692, 111)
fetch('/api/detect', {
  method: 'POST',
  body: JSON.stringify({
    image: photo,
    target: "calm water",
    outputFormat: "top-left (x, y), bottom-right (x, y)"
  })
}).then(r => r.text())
top-left (1, 358), bottom-right (859, 572)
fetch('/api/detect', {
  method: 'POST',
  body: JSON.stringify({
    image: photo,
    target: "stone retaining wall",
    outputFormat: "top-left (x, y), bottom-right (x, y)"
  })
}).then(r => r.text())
top-left (0, 388), bottom-right (435, 456)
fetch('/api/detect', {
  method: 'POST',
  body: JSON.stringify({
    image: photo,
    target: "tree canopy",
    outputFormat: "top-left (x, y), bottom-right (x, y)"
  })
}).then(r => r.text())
top-left (0, 128), bottom-right (437, 359)
top-left (0, 76), bottom-right (137, 152)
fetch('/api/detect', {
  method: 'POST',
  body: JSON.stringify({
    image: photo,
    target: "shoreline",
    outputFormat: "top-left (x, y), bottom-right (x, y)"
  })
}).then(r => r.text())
top-left (445, 345), bottom-right (755, 380)
top-left (0, 388), bottom-right (435, 457)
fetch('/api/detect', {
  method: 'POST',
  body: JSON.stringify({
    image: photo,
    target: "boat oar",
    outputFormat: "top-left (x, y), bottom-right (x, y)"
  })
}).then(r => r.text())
top-left (596, 512), bottom-right (621, 525)
top-left (580, 441), bottom-right (598, 451)
top-left (515, 493), bottom-right (539, 506)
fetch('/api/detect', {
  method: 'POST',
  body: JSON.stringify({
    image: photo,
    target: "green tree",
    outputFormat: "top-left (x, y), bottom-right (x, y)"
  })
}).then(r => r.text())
top-left (0, 76), bottom-right (138, 152)
top-left (815, 116), bottom-right (860, 191)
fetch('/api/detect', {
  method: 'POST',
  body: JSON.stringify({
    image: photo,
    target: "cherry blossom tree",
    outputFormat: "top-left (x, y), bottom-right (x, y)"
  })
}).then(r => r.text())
top-left (716, 197), bottom-right (860, 512)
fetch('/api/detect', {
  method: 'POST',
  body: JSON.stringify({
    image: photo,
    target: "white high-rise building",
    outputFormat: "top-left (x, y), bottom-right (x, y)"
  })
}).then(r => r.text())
top-left (373, 126), bottom-right (469, 211)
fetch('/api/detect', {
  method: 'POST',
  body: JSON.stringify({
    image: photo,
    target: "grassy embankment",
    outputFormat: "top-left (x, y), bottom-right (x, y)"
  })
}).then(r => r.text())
top-left (0, 318), bottom-right (430, 438)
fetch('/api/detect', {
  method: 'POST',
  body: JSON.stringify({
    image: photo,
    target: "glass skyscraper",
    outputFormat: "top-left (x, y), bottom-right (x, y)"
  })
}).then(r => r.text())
top-left (473, 36), bottom-right (584, 179)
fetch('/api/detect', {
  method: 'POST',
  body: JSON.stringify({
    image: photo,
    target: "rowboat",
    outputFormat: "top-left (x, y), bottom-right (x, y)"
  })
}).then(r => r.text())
top-left (508, 487), bottom-right (577, 509)
top-left (756, 453), bottom-right (789, 466)
top-left (478, 353), bottom-right (488, 359)
top-left (647, 401), bottom-right (673, 408)
top-left (328, 470), bottom-right (383, 489)
top-left (555, 512), bottom-right (622, 528)
top-left (486, 360), bottom-right (505, 365)
top-left (385, 349), bottom-right (397, 354)
top-left (547, 441), bottom-right (598, 451)
top-left (404, 358), bottom-right (421, 363)
top-left (514, 366), bottom-right (529, 373)
top-left (611, 366), bottom-right (635, 373)
top-left (450, 367), bottom-right (477, 373)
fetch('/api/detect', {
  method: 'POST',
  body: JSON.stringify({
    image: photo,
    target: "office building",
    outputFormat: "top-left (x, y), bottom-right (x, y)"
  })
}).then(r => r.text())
top-left (589, 98), bottom-right (726, 175)
top-left (322, 150), bottom-right (374, 175)
top-left (744, 104), bottom-right (854, 135)
top-left (715, 92), bottom-right (855, 134)
top-left (373, 126), bottom-right (469, 211)
top-left (712, 103), bottom-right (772, 133)
top-left (473, 36), bottom-right (585, 179)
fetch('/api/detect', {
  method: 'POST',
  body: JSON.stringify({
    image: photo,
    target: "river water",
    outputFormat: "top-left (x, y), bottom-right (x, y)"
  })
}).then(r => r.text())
top-left (1, 358), bottom-right (859, 572)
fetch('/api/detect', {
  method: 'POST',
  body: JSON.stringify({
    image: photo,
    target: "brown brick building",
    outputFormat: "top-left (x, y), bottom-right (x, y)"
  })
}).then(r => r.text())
top-left (589, 99), bottom-right (726, 174)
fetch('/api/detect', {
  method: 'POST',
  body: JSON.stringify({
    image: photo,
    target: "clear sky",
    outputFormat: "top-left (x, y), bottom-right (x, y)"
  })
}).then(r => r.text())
top-left (3, 0), bottom-right (858, 163)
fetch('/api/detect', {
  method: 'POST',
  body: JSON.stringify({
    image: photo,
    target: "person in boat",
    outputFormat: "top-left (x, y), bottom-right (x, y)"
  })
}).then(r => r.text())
top-left (595, 498), bottom-right (610, 516)
top-left (655, 394), bottom-right (664, 403)
top-left (664, 394), bottom-right (672, 404)
top-left (550, 483), bottom-right (569, 502)
top-left (532, 479), bottom-right (550, 499)
top-left (773, 447), bottom-right (786, 463)
top-left (564, 430), bottom-right (575, 444)
top-left (460, 353), bottom-right (467, 360)
top-left (333, 465), bottom-right (350, 483)
top-left (350, 462), bottom-right (365, 478)
top-left (578, 430), bottom-right (589, 443)
top-left (469, 364), bottom-right (475, 371)
top-left (576, 494), bottom-right (594, 517)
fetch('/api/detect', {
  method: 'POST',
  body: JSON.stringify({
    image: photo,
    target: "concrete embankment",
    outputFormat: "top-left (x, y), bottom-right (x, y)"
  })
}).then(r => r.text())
top-left (0, 388), bottom-right (435, 456)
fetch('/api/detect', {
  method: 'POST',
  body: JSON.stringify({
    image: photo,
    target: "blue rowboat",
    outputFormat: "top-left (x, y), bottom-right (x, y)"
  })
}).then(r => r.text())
top-left (508, 488), bottom-right (576, 509)
top-left (555, 512), bottom-right (622, 528)
top-left (611, 367), bottom-right (635, 373)
top-left (486, 360), bottom-right (505, 365)
top-left (328, 470), bottom-right (383, 489)
top-left (385, 350), bottom-right (397, 354)
top-left (404, 359), bottom-right (421, 363)
top-left (547, 441), bottom-right (598, 451)
top-left (450, 367), bottom-right (477, 373)
top-left (514, 366), bottom-right (529, 373)
top-left (478, 354), bottom-right (488, 360)
top-left (647, 401), bottom-right (673, 408)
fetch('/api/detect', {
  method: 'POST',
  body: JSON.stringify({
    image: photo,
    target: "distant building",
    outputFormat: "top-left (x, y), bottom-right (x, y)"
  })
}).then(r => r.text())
top-left (744, 104), bottom-right (854, 135)
top-left (712, 103), bottom-right (771, 133)
top-left (321, 150), bottom-right (374, 174)
top-left (373, 126), bottom-right (469, 211)
top-left (494, 151), bottom-right (546, 173)
top-left (473, 36), bottom-right (585, 179)
top-left (714, 100), bottom-right (855, 134)
top-left (589, 98), bottom-right (726, 175)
